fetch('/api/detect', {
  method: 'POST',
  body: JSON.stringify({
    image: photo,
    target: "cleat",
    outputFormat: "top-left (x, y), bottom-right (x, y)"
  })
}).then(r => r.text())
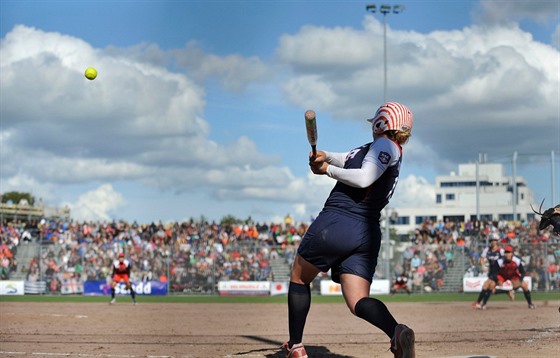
top-left (390, 324), bottom-right (415, 358)
top-left (110, 298), bottom-right (116, 305)
top-left (507, 290), bottom-right (515, 301)
top-left (471, 302), bottom-right (482, 309)
top-left (133, 300), bottom-right (137, 305)
top-left (528, 304), bottom-right (536, 309)
top-left (281, 342), bottom-right (308, 358)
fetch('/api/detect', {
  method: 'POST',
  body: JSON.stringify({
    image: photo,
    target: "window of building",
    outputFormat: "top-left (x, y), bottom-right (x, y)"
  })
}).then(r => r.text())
top-left (498, 214), bottom-right (514, 221)
top-left (436, 194), bottom-right (442, 203)
top-left (415, 216), bottom-right (437, 224)
top-left (443, 215), bottom-right (464, 223)
top-left (445, 193), bottom-right (455, 200)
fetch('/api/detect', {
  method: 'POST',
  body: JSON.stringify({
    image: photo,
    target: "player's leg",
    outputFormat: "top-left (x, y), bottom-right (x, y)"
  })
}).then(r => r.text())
top-left (473, 279), bottom-right (491, 307)
top-left (126, 282), bottom-right (136, 303)
top-left (480, 279), bottom-right (497, 308)
top-left (346, 274), bottom-right (415, 358)
top-left (124, 277), bottom-right (136, 303)
top-left (286, 254), bottom-right (320, 350)
top-left (110, 279), bottom-right (117, 304)
top-left (343, 273), bottom-right (397, 336)
top-left (515, 279), bottom-right (535, 308)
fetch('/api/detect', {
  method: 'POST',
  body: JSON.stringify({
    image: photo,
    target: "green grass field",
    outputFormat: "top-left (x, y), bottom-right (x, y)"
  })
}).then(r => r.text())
top-left (1, 291), bottom-right (558, 303)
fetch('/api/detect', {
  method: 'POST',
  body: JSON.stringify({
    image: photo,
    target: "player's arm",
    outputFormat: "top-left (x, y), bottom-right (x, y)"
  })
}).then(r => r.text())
top-left (324, 151), bottom-right (348, 168)
top-left (325, 138), bottom-right (399, 188)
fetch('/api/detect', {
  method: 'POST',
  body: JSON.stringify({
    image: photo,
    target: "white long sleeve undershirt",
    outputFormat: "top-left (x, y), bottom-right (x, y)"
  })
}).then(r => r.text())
top-left (324, 137), bottom-right (401, 188)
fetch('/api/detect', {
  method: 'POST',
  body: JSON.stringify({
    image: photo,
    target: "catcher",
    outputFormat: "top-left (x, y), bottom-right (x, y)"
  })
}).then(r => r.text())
top-left (535, 204), bottom-right (560, 234)
top-left (476, 245), bottom-right (535, 310)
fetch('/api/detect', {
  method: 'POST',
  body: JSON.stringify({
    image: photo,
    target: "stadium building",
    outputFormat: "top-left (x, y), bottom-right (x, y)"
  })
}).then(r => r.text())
top-left (389, 160), bottom-right (539, 236)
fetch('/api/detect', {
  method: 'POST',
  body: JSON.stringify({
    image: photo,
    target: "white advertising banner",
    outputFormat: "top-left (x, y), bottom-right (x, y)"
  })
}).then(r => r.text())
top-left (270, 282), bottom-right (289, 296)
top-left (320, 279), bottom-right (390, 296)
top-left (0, 280), bottom-right (25, 295)
top-left (463, 276), bottom-right (532, 293)
top-left (218, 281), bottom-right (271, 296)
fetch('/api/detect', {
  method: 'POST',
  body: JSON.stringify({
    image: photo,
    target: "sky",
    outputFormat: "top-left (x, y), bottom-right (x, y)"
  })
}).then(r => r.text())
top-left (1, 0), bottom-right (559, 225)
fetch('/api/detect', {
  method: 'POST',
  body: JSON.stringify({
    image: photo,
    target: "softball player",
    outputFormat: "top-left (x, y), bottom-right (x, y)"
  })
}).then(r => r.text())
top-left (282, 102), bottom-right (415, 358)
top-left (476, 245), bottom-right (535, 310)
top-left (472, 235), bottom-right (514, 308)
top-left (110, 252), bottom-right (137, 305)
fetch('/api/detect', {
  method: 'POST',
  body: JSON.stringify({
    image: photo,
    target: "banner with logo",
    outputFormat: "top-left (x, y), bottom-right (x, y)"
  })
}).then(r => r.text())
top-left (218, 281), bottom-right (270, 296)
top-left (83, 281), bottom-right (168, 296)
top-left (463, 276), bottom-right (532, 293)
top-left (24, 281), bottom-right (46, 294)
top-left (61, 278), bottom-right (84, 294)
top-left (320, 279), bottom-right (390, 296)
top-left (0, 280), bottom-right (24, 295)
top-left (270, 281), bottom-right (289, 296)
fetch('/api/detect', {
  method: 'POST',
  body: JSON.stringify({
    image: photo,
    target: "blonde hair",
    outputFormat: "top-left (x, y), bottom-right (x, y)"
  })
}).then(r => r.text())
top-left (385, 129), bottom-right (412, 146)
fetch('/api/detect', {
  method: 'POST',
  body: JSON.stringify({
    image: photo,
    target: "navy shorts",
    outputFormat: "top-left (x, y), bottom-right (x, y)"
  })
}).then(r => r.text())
top-left (297, 209), bottom-right (381, 283)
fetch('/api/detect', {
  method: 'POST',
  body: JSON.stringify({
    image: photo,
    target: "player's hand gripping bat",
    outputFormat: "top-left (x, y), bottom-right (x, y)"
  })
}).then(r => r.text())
top-left (305, 109), bottom-right (318, 159)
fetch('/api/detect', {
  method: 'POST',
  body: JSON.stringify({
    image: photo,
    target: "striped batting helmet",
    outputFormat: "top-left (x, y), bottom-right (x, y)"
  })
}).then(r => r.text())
top-left (367, 102), bottom-right (413, 134)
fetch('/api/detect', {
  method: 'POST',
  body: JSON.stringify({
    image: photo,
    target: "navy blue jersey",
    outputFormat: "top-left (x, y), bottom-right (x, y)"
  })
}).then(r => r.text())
top-left (323, 142), bottom-right (401, 221)
top-left (481, 246), bottom-right (504, 275)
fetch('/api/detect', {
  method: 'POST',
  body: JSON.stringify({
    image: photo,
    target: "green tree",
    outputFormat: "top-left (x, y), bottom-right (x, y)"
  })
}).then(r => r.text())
top-left (1, 191), bottom-right (35, 206)
top-left (220, 214), bottom-right (240, 226)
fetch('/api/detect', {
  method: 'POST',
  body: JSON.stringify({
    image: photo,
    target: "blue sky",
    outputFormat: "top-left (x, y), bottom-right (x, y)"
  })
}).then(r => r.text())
top-left (1, 0), bottom-right (559, 224)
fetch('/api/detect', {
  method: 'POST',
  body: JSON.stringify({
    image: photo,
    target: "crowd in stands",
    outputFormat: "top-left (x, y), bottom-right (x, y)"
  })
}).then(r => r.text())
top-left (0, 215), bottom-right (309, 294)
top-left (0, 214), bottom-right (558, 294)
top-left (395, 217), bottom-right (560, 292)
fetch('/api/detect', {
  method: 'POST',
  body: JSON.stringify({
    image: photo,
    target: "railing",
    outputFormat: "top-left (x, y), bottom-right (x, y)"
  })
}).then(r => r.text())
top-left (0, 203), bottom-right (70, 221)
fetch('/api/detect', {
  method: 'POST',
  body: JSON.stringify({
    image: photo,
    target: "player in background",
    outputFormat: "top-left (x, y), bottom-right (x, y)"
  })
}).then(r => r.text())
top-left (391, 272), bottom-right (412, 295)
top-left (282, 102), bottom-right (416, 358)
top-left (472, 235), bottom-right (513, 308)
top-left (476, 245), bottom-right (535, 310)
top-left (110, 252), bottom-right (136, 305)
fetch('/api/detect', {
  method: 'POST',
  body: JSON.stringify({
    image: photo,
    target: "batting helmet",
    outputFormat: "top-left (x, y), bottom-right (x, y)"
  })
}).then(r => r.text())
top-left (367, 102), bottom-right (414, 135)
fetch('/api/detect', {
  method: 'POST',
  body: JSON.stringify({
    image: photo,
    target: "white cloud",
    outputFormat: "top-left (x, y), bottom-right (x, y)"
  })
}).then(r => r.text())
top-left (66, 184), bottom-right (125, 222)
top-left (277, 17), bottom-right (559, 164)
top-left (391, 175), bottom-right (435, 208)
top-left (474, 0), bottom-right (559, 25)
top-left (1, 15), bottom-right (558, 223)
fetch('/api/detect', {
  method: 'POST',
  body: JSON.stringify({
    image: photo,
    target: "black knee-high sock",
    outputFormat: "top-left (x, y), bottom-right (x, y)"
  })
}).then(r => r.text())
top-left (523, 290), bottom-right (533, 305)
top-left (130, 287), bottom-right (136, 300)
top-left (481, 289), bottom-right (492, 305)
top-left (111, 287), bottom-right (115, 299)
top-left (476, 290), bottom-right (484, 303)
top-left (355, 297), bottom-right (398, 338)
top-left (288, 282), bottom-right (311, 346)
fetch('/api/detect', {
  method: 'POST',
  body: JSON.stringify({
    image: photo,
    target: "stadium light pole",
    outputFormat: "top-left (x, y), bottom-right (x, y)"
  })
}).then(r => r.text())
top-left (366, 4), bottom-right (405, 103)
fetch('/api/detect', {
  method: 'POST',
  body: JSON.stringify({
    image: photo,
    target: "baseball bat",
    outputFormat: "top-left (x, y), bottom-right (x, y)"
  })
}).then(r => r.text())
top-left (304, 109), bottom-right (318, 158)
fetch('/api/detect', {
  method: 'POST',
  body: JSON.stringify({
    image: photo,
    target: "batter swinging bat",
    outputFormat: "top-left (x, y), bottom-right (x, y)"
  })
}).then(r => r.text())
top-left (304, 109), bottom-right (318, 158)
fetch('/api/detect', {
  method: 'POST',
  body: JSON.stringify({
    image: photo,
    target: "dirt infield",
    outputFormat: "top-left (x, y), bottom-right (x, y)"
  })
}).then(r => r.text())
top-left (0, 299), bottom-right (558, 358)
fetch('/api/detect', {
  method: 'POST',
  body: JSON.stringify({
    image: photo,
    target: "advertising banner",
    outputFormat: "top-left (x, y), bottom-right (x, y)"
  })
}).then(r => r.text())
top-left (83, 281), bottom-right (168, 296)
top-left (218, 281), bottom-right (270, 296)
top-left (24, 281), bottom-right (46, 294)
top-left (320, 279), bottom-right (391, 296)
top-left (270, 281), bottom-right (289, 296)
top-left (61, 278), bottom-right (84, 294)
top-left (0, 280), bottom-right (24, 295)
top-left (463, 276), bottom-right (532, 293)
